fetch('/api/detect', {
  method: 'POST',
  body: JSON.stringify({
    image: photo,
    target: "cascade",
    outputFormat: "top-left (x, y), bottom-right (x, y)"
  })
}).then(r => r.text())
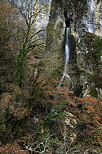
top-left (87, 0), bottom-right (95, 33)
top-left (84, 0), bottom-right (95, 33)
top-left (58, 27), bottom-right (71, 87)
top-left (84, 0), bottom-right (102, 36)
top-left (88, 0), bottom-right (95, 12)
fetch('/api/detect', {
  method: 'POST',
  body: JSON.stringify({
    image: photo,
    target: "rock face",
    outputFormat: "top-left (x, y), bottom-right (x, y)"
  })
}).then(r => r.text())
top-left (35, 0), bottom-right (52, 30)
top-left (46, 0), bottom-right (102, 98)
top-left (45, 0), bottom-right (65, 78)
top-left (84, 0), bottom-right (102, 36)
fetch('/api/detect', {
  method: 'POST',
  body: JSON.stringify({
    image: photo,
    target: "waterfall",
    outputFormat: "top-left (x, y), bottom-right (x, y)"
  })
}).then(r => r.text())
top-left (87, 0), bottom-right (95, 33)
top-left (84, 0), bottom-right (95, 33)
top-left (65, 28), bottom-right (70, 67)
top-left (58, 27), bottom-right (71, 87)
top-left (88, 0), bottom-right (95, 12)
top-left (84, 0), bottom-right (102, 36)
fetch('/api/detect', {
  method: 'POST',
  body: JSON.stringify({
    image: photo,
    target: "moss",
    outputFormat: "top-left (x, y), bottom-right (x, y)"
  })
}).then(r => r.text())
top-left (0, 116), bottom-right (6, 137)
top-left (84, 34), bottom-right (102, 97)
top-left (57, 21), bottom-right (63, 29)
top-left (89, 87), bottom-right (98, 98)
top-left (90, 75), bottom-right (102, 89)
top-left (64, 0), bottom-right (87, 16)
top-left (94, 36), bottom-right (102, 57)
top-left (84, 33), bottom-right (102, 68)
top-left (0, 80), bottom-right (5, 94)
top-left (93, 36), bottom-right (102, 71)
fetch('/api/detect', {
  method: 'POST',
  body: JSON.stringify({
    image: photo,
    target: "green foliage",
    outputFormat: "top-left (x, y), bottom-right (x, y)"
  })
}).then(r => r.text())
top-left (14, 93), bottom-right (24, 102)
top-left (0, 80), bottom-right (5, 94)
top-left (89, 87), bottom-right (98, 98)
top-left (44, 102), bottom-right (67, 125)
top-left (44, 110), bottom-right (66, 125)
top-left (92, 36), bottom-right (102, 70)
top-left (0, 116), bottom-right (6, 137)
top-left (84, 33), bottom-right (102, 80)
top-left (94, 36), bottom-right (102, 58)
top-left (54, 101), bottom-right (68, 110)
top-left (15, 50), bottom-right (26, 87)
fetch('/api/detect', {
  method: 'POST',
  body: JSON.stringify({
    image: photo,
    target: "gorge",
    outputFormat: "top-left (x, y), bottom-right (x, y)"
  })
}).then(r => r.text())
top-left (0, 0), bottom-right (102, 153)
top-left (46, 0), bottom-right (102, 98)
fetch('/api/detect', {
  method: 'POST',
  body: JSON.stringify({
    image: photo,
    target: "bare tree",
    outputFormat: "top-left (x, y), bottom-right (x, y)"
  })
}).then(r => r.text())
top-left (13, 0), bottom-right (47, 86)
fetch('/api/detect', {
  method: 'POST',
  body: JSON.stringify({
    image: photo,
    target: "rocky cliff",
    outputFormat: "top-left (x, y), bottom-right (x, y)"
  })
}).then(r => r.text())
top-left (46, 0), bottom-right (102, 98)
top-left (0, 1), bottom-right (102, 153)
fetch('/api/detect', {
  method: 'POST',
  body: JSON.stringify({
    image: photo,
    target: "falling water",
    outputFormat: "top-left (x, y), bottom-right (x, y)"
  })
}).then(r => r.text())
top-left (88, 0), bottom-right (95, 12)
top-left (87, 0), bottom-right (95, 33)
top-left (84, 0), bottom-right (95, 33)
top-left (58, 27), bottom-right (71, 87)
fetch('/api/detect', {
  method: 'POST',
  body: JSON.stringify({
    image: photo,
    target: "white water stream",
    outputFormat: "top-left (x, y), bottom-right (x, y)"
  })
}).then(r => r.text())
top-left (84, 0), bottom-right (95, 33)
top-left (58, 27), bottom-right (71, 87)
top-left (84, 0), bottom-right (102, 36)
